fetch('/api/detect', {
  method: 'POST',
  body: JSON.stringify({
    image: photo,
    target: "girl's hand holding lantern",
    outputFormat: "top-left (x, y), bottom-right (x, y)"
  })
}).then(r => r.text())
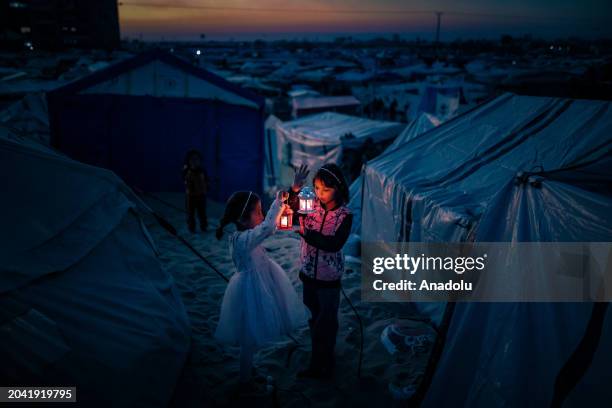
top-left (276, 191), bottom-right (293, 230)
top-left (277, 190), bottom-right (289, 203)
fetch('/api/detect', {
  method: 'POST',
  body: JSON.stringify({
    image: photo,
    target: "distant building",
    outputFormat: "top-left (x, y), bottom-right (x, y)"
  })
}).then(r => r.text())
top-left (0, 0), bottom-right (120, 50)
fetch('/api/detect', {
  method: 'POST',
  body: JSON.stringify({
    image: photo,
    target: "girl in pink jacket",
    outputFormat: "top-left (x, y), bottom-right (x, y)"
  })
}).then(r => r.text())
top-left (288, 163), bottom-right (353, 379)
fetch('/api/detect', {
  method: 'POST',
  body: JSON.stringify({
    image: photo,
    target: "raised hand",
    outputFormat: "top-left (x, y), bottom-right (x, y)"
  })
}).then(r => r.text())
top-left (292, 164), bottom-right (310, 192)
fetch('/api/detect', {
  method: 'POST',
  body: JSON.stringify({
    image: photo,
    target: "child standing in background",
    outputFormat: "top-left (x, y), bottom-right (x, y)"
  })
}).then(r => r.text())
top-left (183, 149), bottom-right (209, 233)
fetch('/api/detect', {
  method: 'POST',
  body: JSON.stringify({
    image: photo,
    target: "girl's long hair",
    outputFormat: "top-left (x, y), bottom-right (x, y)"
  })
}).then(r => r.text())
top-left (313, 163), bottom-right (350, 206)
top-left (215, 191), bottom-right (260, 240)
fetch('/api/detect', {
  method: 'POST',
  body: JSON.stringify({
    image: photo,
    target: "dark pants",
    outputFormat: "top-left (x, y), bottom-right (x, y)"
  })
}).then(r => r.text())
top-left (302, 283), bottom-right (341, 372)
top-left (186, 194), bottom-right (207, 232)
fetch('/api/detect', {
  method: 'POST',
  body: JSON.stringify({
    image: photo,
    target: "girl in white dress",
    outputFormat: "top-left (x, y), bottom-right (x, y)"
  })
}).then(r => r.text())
top-left (215, 191), bottom-right (305, 389)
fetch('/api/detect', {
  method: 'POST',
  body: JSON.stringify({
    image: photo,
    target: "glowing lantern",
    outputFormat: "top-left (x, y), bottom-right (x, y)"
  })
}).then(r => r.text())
top-left (298, 186), bottom-right (316, 214)
top-left (277, 191), bottom-right (292, 230)
top-left (278, 210), bottom-right (292, 230)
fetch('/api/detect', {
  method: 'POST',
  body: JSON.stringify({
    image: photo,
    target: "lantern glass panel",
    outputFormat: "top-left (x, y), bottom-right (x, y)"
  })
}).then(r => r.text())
top-left (298, 186), bottom-right (316, 214)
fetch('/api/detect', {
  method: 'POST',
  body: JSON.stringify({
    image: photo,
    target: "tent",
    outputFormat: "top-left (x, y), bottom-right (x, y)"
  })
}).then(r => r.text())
top-left (0, 92), bottom-right (50, 146)
top-left (358, 93), bottom-right (612, 406)
top-left (414, 84), bottom-right (465, 121)
top-left (360, 93), bottom-right (612, 244)
top-left (387, 112), bottom-right (441, 149)
top-left (273, 112), bottom-right (404, 186)
top-left (349, 112), bottom-right (441, 235)
top-left (422, 158), bottom-right (612, 407)
top-left (291, 95), bottom-right (360, 118)
top-left (0, 126), bottom-right (191, 407)
top-left (47, 50), bottom-right (265, 200)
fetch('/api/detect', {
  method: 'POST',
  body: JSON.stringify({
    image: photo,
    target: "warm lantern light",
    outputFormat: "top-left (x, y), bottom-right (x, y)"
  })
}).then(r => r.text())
top-left (298, 186), bottom-right (316, 214)
top-left (278, 212), bottom-right (292, 230)
top-left (277, 190), bottom-right (292, 230)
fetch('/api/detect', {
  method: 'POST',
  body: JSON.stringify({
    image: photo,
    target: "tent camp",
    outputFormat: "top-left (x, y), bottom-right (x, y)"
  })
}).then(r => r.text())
top-left (47, 50), bottom-right (265, 200)
top-left (272, 112), bottom-right (404, 186)
top-left (0, 126), bottom-right (191, 407)
top-left (358, 93), bottom-right (612, 406)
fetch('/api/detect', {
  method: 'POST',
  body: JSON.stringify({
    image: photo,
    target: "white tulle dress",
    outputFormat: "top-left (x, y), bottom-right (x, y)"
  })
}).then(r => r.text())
top-left (215, 198), bottom-right (306, 348)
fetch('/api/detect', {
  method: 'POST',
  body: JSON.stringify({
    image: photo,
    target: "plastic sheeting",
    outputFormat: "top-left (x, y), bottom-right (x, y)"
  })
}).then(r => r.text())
top-left (275, 112), bottom-right (404, 172)
top-left (364, 93), bottom-right (612, 323)
top-left (0, 132), bottom-right (191, 407)
top-left (349, 112), bottom-right (441, 235)
top-left (415, 85), bottom-right (464, 121)
top-left (423, 174), bottom-right (612, 407)
top-left (362, 93), bottom-right (612, 245)
top-left (358, 93), bottom-right (612, 406)
top-left (387, 113), bottom-right (441, 150)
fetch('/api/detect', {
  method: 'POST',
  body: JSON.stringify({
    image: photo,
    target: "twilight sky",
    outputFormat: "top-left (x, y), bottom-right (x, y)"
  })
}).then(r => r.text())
top-left (118, 0), bottom-right (612, 41)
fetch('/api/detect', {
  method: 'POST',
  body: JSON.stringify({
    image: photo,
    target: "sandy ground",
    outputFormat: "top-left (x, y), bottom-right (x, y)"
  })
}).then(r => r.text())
top-left (140, 193), bottom-right (432, 408)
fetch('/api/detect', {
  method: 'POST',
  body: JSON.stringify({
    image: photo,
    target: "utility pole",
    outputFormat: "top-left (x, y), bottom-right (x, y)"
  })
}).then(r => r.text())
top-left (434, 11), bottom-right (443, 60)
top-left (435, 11), bottom-right (443, 43)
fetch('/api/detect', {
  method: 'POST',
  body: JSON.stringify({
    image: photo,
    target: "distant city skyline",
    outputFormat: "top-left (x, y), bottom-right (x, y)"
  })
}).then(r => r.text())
top-left (119, 0), bottom-right (612, 41)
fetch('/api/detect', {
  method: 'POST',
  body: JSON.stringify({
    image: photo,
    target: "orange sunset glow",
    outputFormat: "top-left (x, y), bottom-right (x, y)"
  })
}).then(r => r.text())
top-left (118, 0), bottom-right (612, 40)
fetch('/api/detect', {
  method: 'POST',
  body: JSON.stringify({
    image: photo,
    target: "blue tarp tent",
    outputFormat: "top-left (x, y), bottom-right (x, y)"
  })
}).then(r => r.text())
top-left (47, 50), bottom-right (265, 200)
top-left (422, 158), bottom-right (612, 407)
top-left (0, 126), bottom-right (191, 407)
top-left (360, 93), bottom-right (612, 406)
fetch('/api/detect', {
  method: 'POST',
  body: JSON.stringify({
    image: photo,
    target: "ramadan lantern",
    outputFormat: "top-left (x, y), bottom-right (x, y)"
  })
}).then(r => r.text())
top-left (298, 186), bottom-right (316, 214)
top-left (278, 191), bottom-right (292, 230)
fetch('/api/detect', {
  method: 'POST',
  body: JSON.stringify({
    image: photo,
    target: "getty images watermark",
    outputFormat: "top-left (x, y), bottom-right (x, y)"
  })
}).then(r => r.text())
top-left (361, 242), bottom-right (612, 302)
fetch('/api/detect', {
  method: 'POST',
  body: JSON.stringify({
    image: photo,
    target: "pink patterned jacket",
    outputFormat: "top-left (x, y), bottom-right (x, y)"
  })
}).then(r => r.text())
top-left (288, 190), bottom-right (353, 286)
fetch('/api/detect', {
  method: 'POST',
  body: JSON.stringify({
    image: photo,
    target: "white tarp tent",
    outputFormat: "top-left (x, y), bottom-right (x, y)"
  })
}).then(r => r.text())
top-left (356, 93), bottom-right (612, 406)
top-left (273, 112), bottom-right (404, 186)
top-left (0, 127), bottom-right (191, 407)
